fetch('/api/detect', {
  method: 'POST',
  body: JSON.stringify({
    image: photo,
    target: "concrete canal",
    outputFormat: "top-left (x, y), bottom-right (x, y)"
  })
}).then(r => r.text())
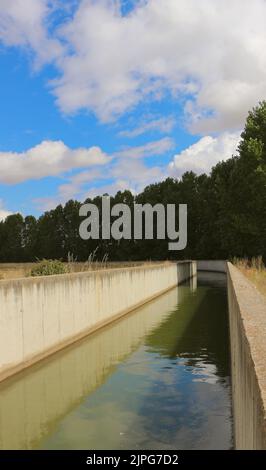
top-left (0, 271), bottom-right (232, 450)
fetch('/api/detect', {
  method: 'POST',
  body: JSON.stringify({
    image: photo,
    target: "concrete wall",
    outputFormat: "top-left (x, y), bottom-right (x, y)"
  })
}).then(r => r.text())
top-left (0, 261), bottom-right (196, 382)
top-left (197, 260), bottom-right (227, 273)
top-left (0, 284), bottom-right (193, 449)
top-left (227, 262), bottom-right (266, 449)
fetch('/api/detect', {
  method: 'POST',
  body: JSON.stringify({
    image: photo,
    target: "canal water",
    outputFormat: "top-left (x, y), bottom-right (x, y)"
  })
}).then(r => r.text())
top-left (0, 272), bottom-right (233, 450)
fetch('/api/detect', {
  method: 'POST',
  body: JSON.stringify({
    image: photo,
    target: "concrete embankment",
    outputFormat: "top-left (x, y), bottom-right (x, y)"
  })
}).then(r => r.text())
top-left (0, 261), bottom-right (195, 383)
top-left (227, 262), bottom-right (266, 449)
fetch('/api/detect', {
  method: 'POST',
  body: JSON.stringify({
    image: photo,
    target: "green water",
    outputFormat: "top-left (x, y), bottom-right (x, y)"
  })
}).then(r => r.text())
top-left (0, 272), bottom-right (233, 450)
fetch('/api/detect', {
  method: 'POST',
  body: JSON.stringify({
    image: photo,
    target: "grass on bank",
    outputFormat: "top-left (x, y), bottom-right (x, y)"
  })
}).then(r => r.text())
top-left (29, 250), bottom-right (110, 277)
top-left (232, 256), bottom-right (266, 297)
top-left (28, 254), bottom-right (156, 278)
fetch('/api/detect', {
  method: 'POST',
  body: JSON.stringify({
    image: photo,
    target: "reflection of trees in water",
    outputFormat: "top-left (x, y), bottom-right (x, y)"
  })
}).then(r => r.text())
top-left (145, 282), bottom-right (230, 380)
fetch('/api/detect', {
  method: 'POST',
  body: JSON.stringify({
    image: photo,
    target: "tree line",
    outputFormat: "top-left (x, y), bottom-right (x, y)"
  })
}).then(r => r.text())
top-left (1, 102), bottom-right (266, 263)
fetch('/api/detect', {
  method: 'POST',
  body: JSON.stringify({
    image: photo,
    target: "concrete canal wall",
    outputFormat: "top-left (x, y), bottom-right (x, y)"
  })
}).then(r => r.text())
top-left (197, 260), bottom-right (227, 273)
top-left (0, 261), bottom-right (196, 383)
top-left (227, 262), bottom-right (266, 449)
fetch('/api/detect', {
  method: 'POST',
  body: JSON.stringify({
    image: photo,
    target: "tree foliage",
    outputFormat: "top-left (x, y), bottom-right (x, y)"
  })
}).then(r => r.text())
top-left (0, 102), bottom-right (266, 262)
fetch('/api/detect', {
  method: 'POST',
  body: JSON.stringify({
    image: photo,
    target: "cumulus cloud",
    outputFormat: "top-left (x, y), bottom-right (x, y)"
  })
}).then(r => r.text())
top-left (49, 0), bottom-right (266, 131)
top-left (0, 0), bottom-right (62, 66)
top-left (111, 157), bottom-right (164, 190)
top-left (2, 0), bottom-right (257, 213)
top-left (0, 200), bottom-right (12, 221)
top-left (2, 1), bottom-right (266, 132)
top-left (36, 144), bottom-right (167, 209)
top-left (0, 140), bottom-right (110, 184)
top-left (169, 132), bottom-right (241, 177)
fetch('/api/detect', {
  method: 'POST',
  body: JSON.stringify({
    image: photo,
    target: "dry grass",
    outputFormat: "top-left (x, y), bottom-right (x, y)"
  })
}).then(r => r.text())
top-left (232, 256), bottom-right (266, 297)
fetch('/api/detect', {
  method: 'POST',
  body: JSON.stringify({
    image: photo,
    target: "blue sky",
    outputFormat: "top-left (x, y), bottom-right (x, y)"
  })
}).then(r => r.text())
top-left (0, 0), bottom-right (265, 219)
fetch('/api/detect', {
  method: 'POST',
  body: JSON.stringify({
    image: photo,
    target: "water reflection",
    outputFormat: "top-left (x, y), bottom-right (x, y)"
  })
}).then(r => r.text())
top-left (0, 273), bottom-right (232, 450)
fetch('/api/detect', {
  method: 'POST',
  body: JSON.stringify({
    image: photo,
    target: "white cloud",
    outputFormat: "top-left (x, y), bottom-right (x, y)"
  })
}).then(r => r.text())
top-left (169, 132), bottom-right (241, 177)
top-left (0, 0), bottom-right (62, 66)
top-left (35, 142), bottom-right (167, 209)
top-left (0, 200), bottom-right (12, 221)
top-left (119, 116), bottom-right (176, 138)
top-left (34, 131), bottom-right (240, 210)
top-left (2, 1), bottom-right (266, 132)
top-left (111, 157), bottom-right (164, 191)
top-left (80, 158), bottom-right (165, 200)
top-left (0, 140), bottom-right (110, 184)
top-left (2, 1), bottom-right (257, 213)
top-left (58, 169), bottom-right (105, 201)
top-left (48, 0), bottom-right (266, 131)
